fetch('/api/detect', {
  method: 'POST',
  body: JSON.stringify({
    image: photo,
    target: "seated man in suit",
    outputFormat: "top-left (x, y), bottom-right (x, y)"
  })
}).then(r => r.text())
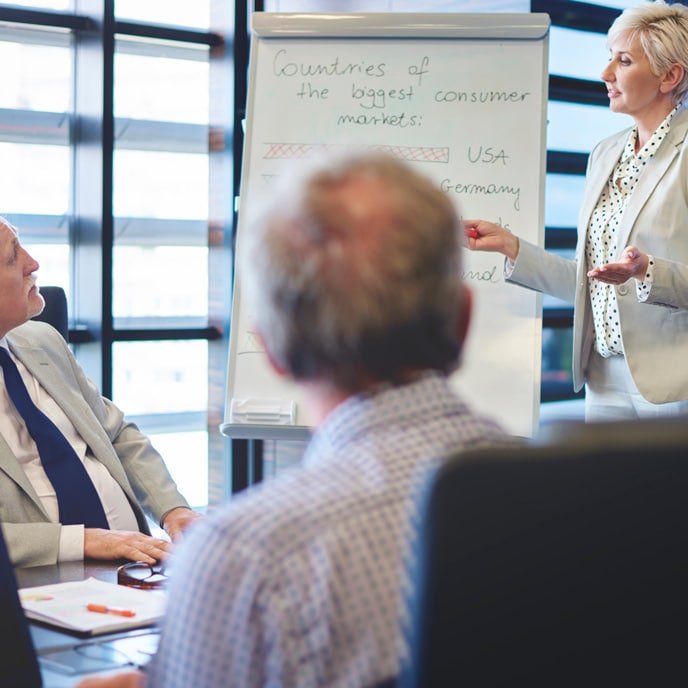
top-left (0, 216), bottom-right (201, 567)
top-left (77, 152), bottom-right (509, 688)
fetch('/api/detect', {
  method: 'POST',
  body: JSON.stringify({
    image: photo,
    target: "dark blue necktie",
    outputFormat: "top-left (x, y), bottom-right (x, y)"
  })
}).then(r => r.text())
top-left (0, 347), bottom-right (109, 529)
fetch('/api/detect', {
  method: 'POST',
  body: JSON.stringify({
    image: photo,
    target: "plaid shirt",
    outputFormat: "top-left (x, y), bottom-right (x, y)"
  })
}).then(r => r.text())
top-left (146, 372), bottom-right (507, 688)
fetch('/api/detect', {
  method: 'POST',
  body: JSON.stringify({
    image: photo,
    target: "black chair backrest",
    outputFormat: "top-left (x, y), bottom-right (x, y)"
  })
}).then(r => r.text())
top-left (0, 526), bottom-right (42, 687)
top-left (404, 417), bottom-right (688, 688)
top-left (32, 286), bottom-right (68, 341)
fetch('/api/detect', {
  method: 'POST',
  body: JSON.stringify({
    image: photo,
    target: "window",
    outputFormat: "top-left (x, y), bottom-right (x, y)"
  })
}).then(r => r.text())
top-left (115, 0), bottom-right (209, 31)
top-left (549, 26), bottom-right (608, 81)
top-left (109, 9), bottom-right (216, 507)
top-left (0, 27), bottom-right (72, 293)
top-left (3, 1), bottom-right (71, 9)
top-left (548, 101), bottom-right (621, 153)
top-left (0, 2), bottom-right (227, 507)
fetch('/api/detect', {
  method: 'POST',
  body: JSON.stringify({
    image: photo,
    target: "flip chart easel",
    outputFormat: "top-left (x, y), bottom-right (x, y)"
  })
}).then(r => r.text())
top-left (222, 12), bottom-right (550, 440)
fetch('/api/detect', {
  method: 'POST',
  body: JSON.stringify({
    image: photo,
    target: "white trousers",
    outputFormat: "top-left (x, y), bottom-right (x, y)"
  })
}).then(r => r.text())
top-left (585, 350), bottom-right (688, 422)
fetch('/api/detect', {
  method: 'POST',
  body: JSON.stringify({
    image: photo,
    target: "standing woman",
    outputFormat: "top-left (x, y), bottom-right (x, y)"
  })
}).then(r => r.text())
top-left (465, 1), bottom-right (688, 421)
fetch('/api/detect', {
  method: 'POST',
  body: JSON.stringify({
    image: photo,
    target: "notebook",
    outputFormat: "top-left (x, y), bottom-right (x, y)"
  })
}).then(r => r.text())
top-left (0, 527), bottom-right (159, 687)
top-left (20, 577), bottom-right (165, 635)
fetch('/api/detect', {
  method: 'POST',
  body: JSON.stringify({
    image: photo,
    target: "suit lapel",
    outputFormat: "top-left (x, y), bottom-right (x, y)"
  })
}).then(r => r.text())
top-left (0, 431), bottom-right (49, 516)
top-left (7, 338), bottom-right (133, 497)
top-left (615, 109), bottom-right (688, 257)
top-left (9, 342), bottom-right (97, 446)
top-left (578, 130), bottom-right (628, 242)
top-left (0, 344), bottom-right (53, 516)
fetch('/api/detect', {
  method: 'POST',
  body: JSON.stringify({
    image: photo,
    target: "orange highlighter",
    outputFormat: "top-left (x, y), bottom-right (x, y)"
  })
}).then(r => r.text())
top-left (87, 603), bottom-right (136, 618)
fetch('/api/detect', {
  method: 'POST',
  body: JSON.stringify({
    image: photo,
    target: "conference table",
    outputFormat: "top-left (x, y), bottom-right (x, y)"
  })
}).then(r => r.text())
top-left (16, 559), bottom-right (120, 588)
top-left (16, 560), bottom-right (160, 674)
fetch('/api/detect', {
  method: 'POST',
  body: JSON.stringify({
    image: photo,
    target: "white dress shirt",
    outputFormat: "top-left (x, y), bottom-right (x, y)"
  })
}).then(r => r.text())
top-left (0, 339), bottom-right (139, 561)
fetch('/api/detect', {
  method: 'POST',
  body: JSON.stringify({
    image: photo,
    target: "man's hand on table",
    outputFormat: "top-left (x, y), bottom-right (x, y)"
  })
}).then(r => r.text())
top-left (161, 506), bottom-right (203, 543)
top-left (84, 529), bottom-right (171, 565)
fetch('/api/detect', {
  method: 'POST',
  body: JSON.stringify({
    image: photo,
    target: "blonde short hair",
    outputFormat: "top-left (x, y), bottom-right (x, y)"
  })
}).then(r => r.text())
top-left (608, 1), bottom-right (688, 105)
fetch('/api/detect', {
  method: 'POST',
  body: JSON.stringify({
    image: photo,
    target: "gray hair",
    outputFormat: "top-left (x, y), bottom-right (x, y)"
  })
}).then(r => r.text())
top-left (242, 152), bottom-right (465, 390)
top-left (608, 1), bottom-right (688, 106)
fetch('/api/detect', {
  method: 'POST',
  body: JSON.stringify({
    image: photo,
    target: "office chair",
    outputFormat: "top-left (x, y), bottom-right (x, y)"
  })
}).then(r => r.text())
top-left (31, 286), bottom-right (69, 341)
top-left (403, 417), bottom-right (688, 688)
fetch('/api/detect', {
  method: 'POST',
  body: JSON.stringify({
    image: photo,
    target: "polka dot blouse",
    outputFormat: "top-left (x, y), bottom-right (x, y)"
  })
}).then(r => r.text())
top-left (585, 105), bottom-right (678, 357)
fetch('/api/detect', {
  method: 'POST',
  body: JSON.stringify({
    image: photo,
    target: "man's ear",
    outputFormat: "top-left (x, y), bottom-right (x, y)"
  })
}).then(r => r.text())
top-left (258, 330), bottom-right (288, 378)
top-left (455, 284), bottom-right (472, 352)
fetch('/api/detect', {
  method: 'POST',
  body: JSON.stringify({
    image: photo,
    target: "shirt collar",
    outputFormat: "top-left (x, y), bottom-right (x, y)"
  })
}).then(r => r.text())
top-left (622, 104), bottom-right (681, 163)
top-left (303, 371), bottom-right (467, 467)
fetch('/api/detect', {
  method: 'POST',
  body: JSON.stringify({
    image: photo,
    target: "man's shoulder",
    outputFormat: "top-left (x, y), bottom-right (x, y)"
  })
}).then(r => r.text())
top-left (199, 406), bottom-right (507, 551)
top-left (179, 466), bottom-right (340, 576)
top-left (207, 463), bottom-right (340, 534)
top-left (7, 320), bottom-right (63, 348)
top-left (175, 410), bottom-right (511, 606)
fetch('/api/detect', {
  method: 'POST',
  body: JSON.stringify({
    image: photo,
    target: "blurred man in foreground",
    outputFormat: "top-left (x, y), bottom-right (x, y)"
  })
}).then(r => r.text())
top-left (77, 152), bottom-right (508, 687)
